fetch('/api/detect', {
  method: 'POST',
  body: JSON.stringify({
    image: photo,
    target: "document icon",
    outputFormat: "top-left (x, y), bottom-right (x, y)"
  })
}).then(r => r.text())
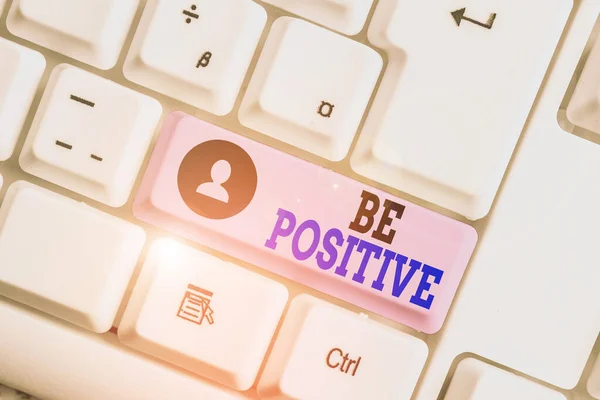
top-left (177, 284), bottom-right (215, 325)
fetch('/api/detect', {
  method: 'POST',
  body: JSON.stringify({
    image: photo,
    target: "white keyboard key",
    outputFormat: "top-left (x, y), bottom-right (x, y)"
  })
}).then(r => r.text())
top-left (0, 182), bottom-right (145, 333)
top-left (0, 299), bottom-right (251, 400)
top-left (0, 38), bottom-right (45, 161)
top-left (413, 4), bottom-right (600, 397)
top-left (119, 239), bottom-right (288, 391)
top-left (352, 0), bottom-right (571, 220)
top-left (445, 358), bottom-right (566, 400)
top-left (261, 0), bottom-right (373, 35)
top-left (125, 0), bottom-right (266, 116)
top-left (239, 17), bottom-right (382, 161)
top-left (588, 355), bottom-right (600, 399)
top-left (7, 0), bottom-right (139, 69)
top-left (567, 34), bottom-right (600, 135)
top-left (20, 64), bottom-right (161, 207)
top-left (258, 295), bottom-right (427, 400)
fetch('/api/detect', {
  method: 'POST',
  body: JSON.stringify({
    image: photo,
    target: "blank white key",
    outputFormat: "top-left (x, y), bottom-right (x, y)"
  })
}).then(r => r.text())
top-left (258, 295), bottom-right (427, 400)
top-left (0, 38), bottom-right (45, 161)
top-left (352, 0), bottom-right (571, 220)
top-left (239, 17), bottom-right (382, 161)
top-left (119, 239), bottom-right (288, 391)
top-left (20, 64), bottom-right (161, 207)
top-left (261, 0), bottom-right (373, 35)
top-left (413, 3), bottom-right (600, 398)
top-left (0, 181), bottom-right (145, 333)
top-left (588, 355), bottom-right (600, 399)
top-left (125, 0), bottom-right (266, 116)
top-left (445, 358), bottom-right (566, 400)
top-left (0, 299), bottom-right (251, 400)
top-left (7, 0), bottom-right (139, 69)
top-left (567, 34), bottom-right (600, 135)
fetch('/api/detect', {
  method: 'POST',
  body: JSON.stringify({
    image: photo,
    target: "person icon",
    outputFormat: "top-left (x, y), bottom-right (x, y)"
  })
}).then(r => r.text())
top-left (196, 159), bottom-right (231, 203)
top-left (178, 140), bottom-right (257, 219)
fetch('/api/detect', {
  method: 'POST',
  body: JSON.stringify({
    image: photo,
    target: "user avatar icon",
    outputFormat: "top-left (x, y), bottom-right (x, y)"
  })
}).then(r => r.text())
top-left (196, 160), bottom-right (231, 203)
top-left (178, 140), bottom-right (258, 220)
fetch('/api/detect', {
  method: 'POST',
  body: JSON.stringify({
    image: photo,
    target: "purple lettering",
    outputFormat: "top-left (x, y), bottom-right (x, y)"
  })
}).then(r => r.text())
top-left (316, 228), bottom-right (344, 271)
top-left (292, 219), bottom-right (321, 261)
top-left (334, 235), bottom-right (360, 278)
top-left (264, 208), bottom-right (296, 249)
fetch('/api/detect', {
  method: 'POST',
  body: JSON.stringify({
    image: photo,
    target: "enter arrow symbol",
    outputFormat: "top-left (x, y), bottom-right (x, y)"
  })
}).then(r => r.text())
top-left (451, 8), bottom-right (497, 30)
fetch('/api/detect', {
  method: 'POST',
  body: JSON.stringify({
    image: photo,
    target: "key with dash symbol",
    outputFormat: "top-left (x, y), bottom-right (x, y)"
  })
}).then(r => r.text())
top-left (70, 95), bottom-right (95, 108)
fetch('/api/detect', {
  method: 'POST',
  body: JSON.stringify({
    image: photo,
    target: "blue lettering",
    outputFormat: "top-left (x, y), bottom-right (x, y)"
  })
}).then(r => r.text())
top-left (371, 249), bottom-right (396, 291)
top-left (352, 240), bottom-right (383, 284)
top-left (410, 264), bottom-right (444, 309)
top-left (392, 255), bottom-right (421, 298)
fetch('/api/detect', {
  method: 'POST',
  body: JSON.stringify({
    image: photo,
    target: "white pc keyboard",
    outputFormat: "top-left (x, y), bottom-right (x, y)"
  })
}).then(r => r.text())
top-left (0, 0), bottom-right (600, 399)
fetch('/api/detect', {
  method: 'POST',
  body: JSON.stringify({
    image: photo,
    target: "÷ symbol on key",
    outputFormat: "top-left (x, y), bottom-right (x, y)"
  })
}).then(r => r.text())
top-left (183, 5), bottom-right (199, 24)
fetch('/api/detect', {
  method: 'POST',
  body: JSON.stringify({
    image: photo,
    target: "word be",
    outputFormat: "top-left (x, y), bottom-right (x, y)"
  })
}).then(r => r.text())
top-left (349, 190), bottom-right (405, 245)
top-left (326, 348), bottom-right (361, 376)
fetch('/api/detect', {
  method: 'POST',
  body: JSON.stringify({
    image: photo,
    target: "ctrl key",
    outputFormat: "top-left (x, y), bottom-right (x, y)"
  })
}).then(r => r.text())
top-left (258, 295), bottom-right (428, 400)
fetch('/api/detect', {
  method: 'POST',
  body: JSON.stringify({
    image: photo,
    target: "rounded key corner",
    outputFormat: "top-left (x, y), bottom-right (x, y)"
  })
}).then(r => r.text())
top-left (166, 111), bottom-right (196, 127)
top-left (366, 45), bottom-right (385, 66)
top-left (132, 194), bottom-right (155, 222)
top-left (229, 371), bottom-right (256, 393)
top-left (129, 221), bottom-right (148, 243)
top-left (115, 323), bottom-right (136, 343)
top-left (145, 95), bottom-right (164, 115)
top-left (52, 62), bottom-right (77, 76)
top-left (6, 179), bottom-right (34, 195)
top-left (273, 15), bottom-right (296, 27)
top-left (85, 315), bottom-right (114, 335)
top-left (455, 356), bottom-right (486, 371)
top-left (0, 148), bottom-right (13, 163)
top-left (250, 0), bottom-right (269, 22)
top-left (270, 280), bottom-right (291, 301)
top-left (419, 315), bottom-right (445, 336)
top-left (90, 57), bottom-right (119, 72)
top-left (31, 47), bottom-right (47, 67)
top-left (464, 198), bottom-right (493, 222)
top-left (137, 43), bottom-right (156, 71)
top-left (462, 223), bottom-right (479, 246)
